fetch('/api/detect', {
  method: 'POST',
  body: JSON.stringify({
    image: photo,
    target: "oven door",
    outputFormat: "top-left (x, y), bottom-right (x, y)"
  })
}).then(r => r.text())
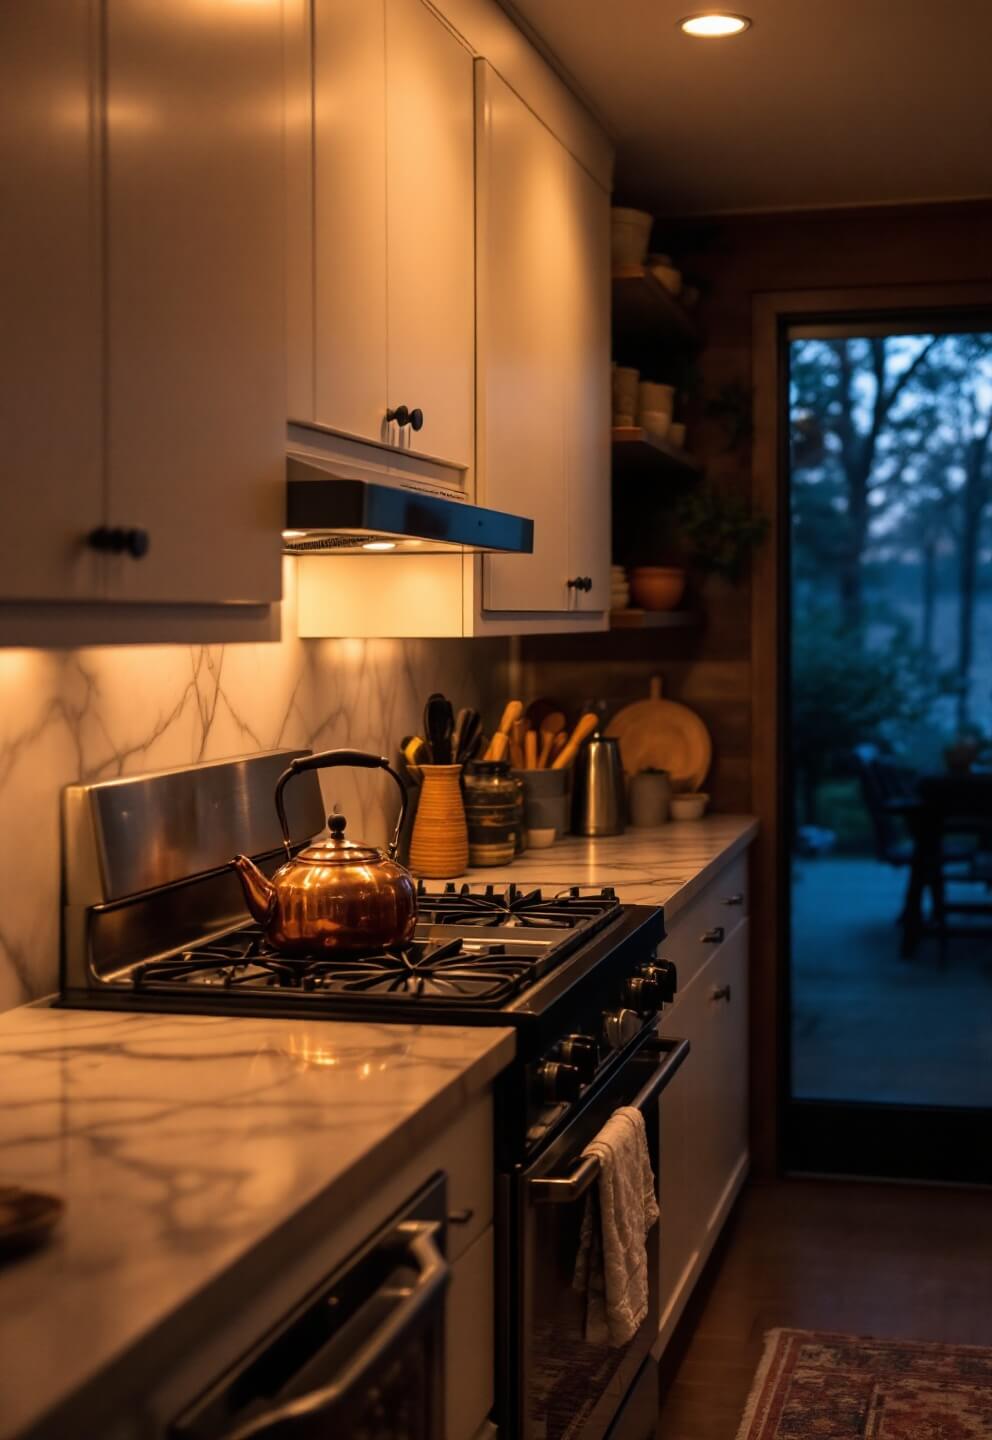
top-left (514, 1035), bottom-right (689, 1440)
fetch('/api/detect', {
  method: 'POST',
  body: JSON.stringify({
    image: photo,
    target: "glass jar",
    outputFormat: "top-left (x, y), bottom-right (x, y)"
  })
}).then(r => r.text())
top-left (463, 760), bottom-right (520, 866)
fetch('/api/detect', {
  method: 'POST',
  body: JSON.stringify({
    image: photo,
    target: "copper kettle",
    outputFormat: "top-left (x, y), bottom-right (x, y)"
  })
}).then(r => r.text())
top-left (232, 748), bottom-right (417, 954)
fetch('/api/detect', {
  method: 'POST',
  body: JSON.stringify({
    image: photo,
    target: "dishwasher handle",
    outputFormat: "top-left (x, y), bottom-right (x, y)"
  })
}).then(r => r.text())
top-left (529, 1036), bottom-right (690, 1204)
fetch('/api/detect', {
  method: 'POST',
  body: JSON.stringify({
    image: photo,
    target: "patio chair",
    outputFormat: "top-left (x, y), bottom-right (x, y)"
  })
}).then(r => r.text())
top-left (852, 744), bottom-right (918, 867)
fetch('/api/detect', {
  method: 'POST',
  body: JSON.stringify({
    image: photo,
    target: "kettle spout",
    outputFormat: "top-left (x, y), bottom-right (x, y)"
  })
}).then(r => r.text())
top-left (232, 854), bottom-right (277, 926)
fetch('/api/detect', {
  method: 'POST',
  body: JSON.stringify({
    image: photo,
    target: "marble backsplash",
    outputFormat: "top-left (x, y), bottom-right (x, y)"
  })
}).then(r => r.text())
top-left (0, 562), bottom-right (507, 1011)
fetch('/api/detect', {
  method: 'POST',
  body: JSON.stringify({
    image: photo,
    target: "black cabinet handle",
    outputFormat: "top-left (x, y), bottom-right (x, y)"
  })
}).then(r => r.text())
top-left (387, 406), bottom-right (424, 432)
top-left (701, 926), bottom-right (725, 944)
top-left (723, 893), bottom-right (745, 907)
top-left (88, 526), bottom-right (150, 559)
top-left (711, 984), bottom-right (732, 1003)
top-left (567, 576), bottom-right (593, 592)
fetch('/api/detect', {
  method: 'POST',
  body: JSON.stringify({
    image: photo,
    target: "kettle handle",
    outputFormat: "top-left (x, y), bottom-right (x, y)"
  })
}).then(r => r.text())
top-left (274, 749), bottom-right (409, 860)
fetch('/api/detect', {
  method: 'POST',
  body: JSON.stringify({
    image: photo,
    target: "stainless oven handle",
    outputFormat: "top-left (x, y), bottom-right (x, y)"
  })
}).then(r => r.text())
top-left (529, 1037), bottom-right (690, 1204)
top-left (224, 1221), bottom-right (447, 1439)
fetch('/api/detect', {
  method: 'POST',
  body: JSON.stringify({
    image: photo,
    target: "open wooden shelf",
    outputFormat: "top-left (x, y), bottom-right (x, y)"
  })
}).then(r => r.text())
top-left (612, 265), bottom-right (698, 349)
top-left (611, 426), bottom-right (703, 481)
top-left (609, 608), bottom-right (700, 631)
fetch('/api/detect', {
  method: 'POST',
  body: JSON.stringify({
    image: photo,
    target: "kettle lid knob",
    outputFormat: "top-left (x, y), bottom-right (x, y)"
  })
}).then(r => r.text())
top-left (328, 814), bottom-right (347, 836)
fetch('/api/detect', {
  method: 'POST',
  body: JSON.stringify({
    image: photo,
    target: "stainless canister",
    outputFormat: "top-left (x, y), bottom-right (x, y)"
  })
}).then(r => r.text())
top-left (571, 735), bottom-right (626, 836)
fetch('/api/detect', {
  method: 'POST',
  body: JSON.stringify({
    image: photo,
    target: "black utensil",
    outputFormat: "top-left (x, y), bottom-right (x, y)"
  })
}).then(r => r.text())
top-left (423, 693), bottom-right (454, 765)
top-left (451, 707), bottom-right (471, 761)
top-left (456, 709), bottom-right (482, 764)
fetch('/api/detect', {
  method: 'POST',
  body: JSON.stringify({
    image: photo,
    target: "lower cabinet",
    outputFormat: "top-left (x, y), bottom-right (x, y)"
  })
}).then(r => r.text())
top-left (657, 915), bottom-right (750, 1352)
top-left (447, 1226), bottom-right (495, 1440)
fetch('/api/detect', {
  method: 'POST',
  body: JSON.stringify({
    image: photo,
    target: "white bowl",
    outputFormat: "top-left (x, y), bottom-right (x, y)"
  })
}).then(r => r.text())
top-left (526, 827), bottom-right (557, 849)
top-left (611, 208), bottom-right (653, 267)
top-left (670, 793), bottom-right (709, 821)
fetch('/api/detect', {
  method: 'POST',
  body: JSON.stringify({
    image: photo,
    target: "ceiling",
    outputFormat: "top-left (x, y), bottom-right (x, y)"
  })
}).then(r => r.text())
top-left (504, 0), bottom-right (992, 215)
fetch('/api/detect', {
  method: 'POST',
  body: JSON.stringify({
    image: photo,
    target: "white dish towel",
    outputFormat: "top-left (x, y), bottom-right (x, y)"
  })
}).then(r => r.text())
top-left (572, 1104), bottom-right (660, 1348)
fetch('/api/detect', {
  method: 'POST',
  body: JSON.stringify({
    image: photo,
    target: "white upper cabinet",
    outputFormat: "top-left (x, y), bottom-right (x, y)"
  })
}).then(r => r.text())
top-left (476, 62), bottom-right (568, 612)
top-left (0, 2), bottom-right (103, 602)
top-left (0, 0), bottom-right (286, 610)
top-left (302, 0), bottom-right (474, 472)
top-left (103, 0), bottom-right (285, 605)
top-left (308, 0), bottom-right (388, 443)
top-left (385, 0), bottom-right (475, 469)
top-left (562, 154), bottom-right (611, 613)
top-left (476, 60), bottom-right (610, 617)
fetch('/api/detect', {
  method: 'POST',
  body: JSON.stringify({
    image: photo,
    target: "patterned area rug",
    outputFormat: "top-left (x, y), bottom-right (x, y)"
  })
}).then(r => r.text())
top-left (737, 1329), bottom-right (992, 1439)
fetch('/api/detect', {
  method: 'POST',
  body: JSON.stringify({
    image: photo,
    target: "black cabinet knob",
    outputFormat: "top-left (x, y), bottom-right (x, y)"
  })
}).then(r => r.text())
top-left (387, 406), bottom-right (424, 432)
top-left (701, 926), bottom-right (725, 945)
top-left (88, 526), bottom-right (149, 559)
top-left (567, 576), bottom-right (593, 592)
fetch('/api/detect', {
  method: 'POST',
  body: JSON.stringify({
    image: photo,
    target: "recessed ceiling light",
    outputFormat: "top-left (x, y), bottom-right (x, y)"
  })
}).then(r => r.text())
top-left (361, 540), bottom-right (397, 552)
top-left (679, 12), bottom-right (751, 37)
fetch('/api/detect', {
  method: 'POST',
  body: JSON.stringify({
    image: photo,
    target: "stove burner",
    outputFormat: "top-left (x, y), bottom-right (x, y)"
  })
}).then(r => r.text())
top-left (417, 882), bottom-right (619, 929)
top-left (132, 930), bottom-right (536, 1004)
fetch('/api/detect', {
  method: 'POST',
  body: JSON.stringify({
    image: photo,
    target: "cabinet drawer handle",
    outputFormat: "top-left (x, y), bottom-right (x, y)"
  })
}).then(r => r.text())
top-left (723, 893), bottom-right (745, 907)
top-left (447, 1208), bottom-right (474, 1226)
top-left (387, 405), bottom-right (424, 432)
top-left (711, 984), bottom-right (732, 1003)
top-left (88, 525), bottom-right (150, 559)
top-left (567, 575), bottom-right (593, 592)
top-left (701, 926), bottom-right (725, 944)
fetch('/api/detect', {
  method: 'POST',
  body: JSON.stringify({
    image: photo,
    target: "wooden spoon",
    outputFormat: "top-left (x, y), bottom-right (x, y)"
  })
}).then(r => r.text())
top-left (551, 713), bottom-right (599, 770)
top-left (537, 711), bottom-right (567, 768)
top-left (524, 728), bottom-right (539, 770)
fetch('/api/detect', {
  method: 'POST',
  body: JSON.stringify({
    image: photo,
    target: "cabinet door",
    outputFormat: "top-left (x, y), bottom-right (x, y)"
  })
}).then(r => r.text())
top-left (477, 61), bottom-right (568, 612)
top-left (562, 154), bottom-right (610, 612)
top-left (104, 0), bottom-right (284, 604)
top-left (385, 0), bottom-right (474, 469)
top-left (310, 0), bottom-right (388, 441)
top-left (0, 2), bottom-right (103, 600)
top-left (706, 918), bottom-right (750, 1214)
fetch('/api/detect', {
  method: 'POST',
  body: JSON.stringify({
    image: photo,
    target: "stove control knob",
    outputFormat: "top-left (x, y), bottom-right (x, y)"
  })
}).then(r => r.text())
top-left (559, 1035), bottom-right (598, 1084)
top-left (643, 959), bottom-right (678, 1004)
top-left (537, 1061), bottom-right (583, 1103)
top-left (603, 1008), bottom-right (642, 1050)
top-left (623, 973), bottom-right (662, 1013)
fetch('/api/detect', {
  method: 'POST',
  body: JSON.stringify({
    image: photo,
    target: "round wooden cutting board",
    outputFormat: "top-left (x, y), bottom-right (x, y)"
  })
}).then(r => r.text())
top-left (605, 676), bottom-right (712, 792)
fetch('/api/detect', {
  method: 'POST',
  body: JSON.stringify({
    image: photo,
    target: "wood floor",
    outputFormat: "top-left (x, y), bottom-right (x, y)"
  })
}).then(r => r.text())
top-left (656, 1178), bottom-right (992, 1440)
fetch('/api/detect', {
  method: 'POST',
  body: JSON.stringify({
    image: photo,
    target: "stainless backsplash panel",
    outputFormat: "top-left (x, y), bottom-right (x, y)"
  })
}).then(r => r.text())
top-left (63, 750), bottom-right (324, 906)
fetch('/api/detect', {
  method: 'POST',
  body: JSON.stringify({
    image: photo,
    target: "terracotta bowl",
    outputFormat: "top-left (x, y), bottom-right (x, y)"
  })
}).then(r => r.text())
top-left (629, 566), bottom-right (686, 611)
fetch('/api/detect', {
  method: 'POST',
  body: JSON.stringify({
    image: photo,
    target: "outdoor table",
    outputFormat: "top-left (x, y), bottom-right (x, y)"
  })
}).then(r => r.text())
top-left (901, 773), bottom-right (992, 960)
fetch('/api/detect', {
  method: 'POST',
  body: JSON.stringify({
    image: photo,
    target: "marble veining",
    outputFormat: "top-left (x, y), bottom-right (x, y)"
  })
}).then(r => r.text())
top-left (0, 1006), bottom-right (514, 1440)
top-left (459, 815), bottom-right (758, 917)
top-left (0, 560), bottom-right (506, 1010)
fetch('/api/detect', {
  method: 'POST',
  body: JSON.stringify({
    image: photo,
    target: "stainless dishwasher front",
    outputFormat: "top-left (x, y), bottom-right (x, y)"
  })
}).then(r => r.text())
top-left (171, 1174), bottom-right (448, 1440)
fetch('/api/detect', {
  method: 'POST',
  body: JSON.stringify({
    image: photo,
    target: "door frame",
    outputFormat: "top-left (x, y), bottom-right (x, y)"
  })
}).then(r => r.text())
top-left (750, 280), bottom-right (992, 1178)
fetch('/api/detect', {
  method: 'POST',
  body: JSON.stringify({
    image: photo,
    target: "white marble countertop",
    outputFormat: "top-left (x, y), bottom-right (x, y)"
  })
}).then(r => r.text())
top-left (0, 1008), bottom-right (513, 1440)
top-left (460, 814), bottom-right (758, 920)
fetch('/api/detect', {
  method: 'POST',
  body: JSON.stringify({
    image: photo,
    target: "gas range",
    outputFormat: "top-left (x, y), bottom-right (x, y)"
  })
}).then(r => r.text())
top-left (60, 750), bottom-right (675, 1160)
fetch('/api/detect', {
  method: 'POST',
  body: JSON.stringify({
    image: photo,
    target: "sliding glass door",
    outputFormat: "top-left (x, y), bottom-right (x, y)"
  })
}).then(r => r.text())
top-left (784, 319), bottom-right (992, 1181)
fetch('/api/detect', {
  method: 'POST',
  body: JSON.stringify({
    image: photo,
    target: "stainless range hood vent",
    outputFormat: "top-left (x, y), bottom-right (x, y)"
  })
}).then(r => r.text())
top-left (284, 456), bottom-right (534, 556)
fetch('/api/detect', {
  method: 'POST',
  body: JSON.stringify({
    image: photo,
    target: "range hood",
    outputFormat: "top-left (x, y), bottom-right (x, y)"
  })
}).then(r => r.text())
top-left (283, 457), bottom-right (534, 556)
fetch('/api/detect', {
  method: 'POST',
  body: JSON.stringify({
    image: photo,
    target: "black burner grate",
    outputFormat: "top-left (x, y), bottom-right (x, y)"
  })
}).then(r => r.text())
top-left (416, 882), bottom-right (619, 929)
